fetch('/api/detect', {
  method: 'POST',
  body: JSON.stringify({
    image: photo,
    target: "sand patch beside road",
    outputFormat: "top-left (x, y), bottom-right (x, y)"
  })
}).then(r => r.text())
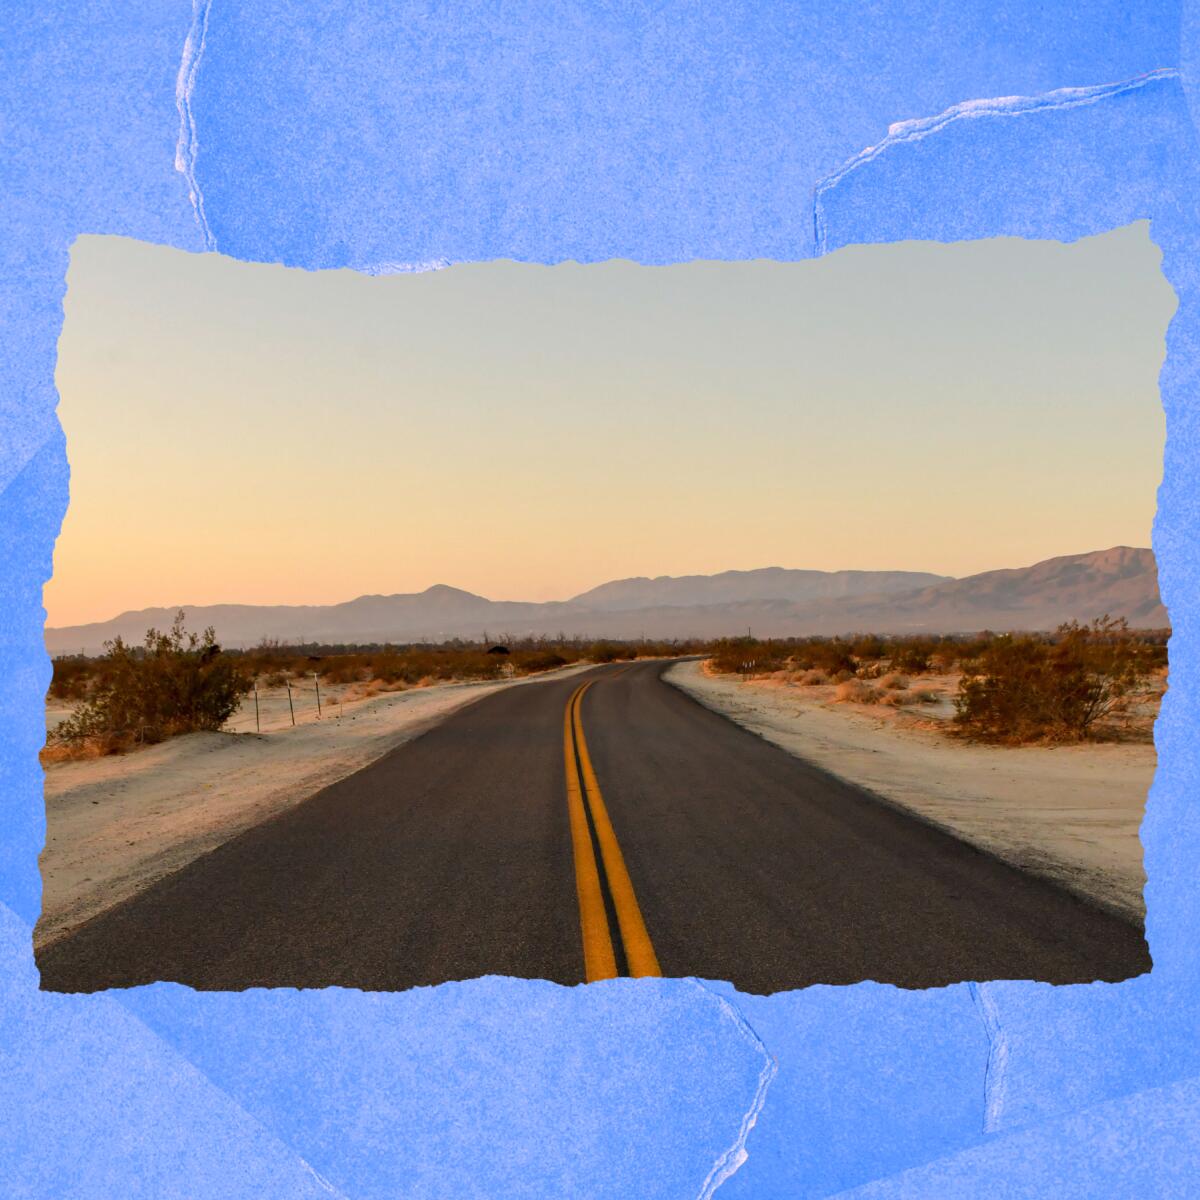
top-left (666, 660), bottom-right (1152, 921)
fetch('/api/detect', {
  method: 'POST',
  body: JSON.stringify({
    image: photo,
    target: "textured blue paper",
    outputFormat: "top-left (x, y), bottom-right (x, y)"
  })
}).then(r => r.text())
top-left (3, 3), bottom-right (1196, 1194)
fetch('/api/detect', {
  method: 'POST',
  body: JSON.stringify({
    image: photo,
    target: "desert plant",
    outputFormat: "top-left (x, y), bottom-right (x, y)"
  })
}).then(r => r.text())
top-left (709, 638), bottom-right (786, 675)
top-left (513, 650), bottom-right (568, 673)
top-left (588, 641), bottom-right (634, 664)
top-left (850, 634), bottom-right (886, 661)
top-left (888, 640), bottom-right (934, 674)
top-left (789, 638), bottom-right (855, 677)
top-left (834, 679), bottom-right (880, 704)
top-left (955, 616), bottom-right (1154, 742)
top-left (47, 656), bottom-right (95, 702)
top-left (49, 611), bottom-right (251, 752)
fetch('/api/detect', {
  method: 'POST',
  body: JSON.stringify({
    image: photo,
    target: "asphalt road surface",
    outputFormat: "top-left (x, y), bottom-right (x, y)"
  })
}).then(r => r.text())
top-left (37, 660), bottom-right (1150, 993)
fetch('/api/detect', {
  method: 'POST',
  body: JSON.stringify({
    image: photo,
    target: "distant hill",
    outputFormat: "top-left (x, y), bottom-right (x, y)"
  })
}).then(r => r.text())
top-left (569, 567), bottom-right (949, 611)
top-left (43, 586), bottom-right (559, 656)
top-left (44, 547), bottom-right (1166, 655)
top-left (828, 545), bottom-right (1166, 634)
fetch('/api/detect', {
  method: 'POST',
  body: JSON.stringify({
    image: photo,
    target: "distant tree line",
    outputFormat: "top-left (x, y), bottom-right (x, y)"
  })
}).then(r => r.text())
top-left (46, 614), bottom-right (1167, 757)
top-left (45, 617), bottom-right (707, 758)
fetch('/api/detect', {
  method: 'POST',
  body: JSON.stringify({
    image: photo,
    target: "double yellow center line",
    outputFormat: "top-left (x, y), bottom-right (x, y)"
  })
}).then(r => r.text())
top-left (563, 680), bottom-right (661, 981)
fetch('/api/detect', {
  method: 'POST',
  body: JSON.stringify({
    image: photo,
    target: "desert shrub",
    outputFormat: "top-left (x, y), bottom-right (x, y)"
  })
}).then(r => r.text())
top-left (344, 678), bottom-right (394, 702)
top-left (230, 637), bottom-right (658, 691)
top-left (40, 733), bottom-right (120, 763)
top-left (879, 672), bottom-right (909, 691)
top-left (708, 640), bottom-right (743, 673)
top-left (311, 656), bottom-right (368, 685)
top-left (799, 669), bottom-right (829, 686)
top-left (955, 616), bottom-right (1155, 742)
top-left (48, 612), bottom-right (251, 752)
top-left (956, 634), bottom-right (996, 664)
top-left (888, 640), bottom-right (934, 674)
top-left (834, 679), bottom-right (880, 704)
top-left (878, 690), bottom-right (913, 706)
top-left (709, 638), bottom-right (786, 675)
top-left (48, 657), bottom-right (95, 702)
top-left (635, 640), bottom-right (700, 658)
top-left (1134, 638), bottom-right (1169, 672)
top-left (789, 638), bottom-right (855, 676)
top-left (910, 688), bottom-right (942, 703)
top-left (754, 645), bottom-right (788, 673)
top-left (369, 649), bottom-right (504, 684)
top-left (588, 641), bottom-right (637, 664)
top-left (850, 634), bottom-right (885, 662)
top-left (513, 650), bottom-right (568, 673)
top-left (856, 661), bottom-right (886, 679)
top-left (368, 655), bottom-right (408, 685)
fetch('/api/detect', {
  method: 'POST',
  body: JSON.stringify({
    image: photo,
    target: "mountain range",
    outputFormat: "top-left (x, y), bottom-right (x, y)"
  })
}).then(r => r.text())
top-left (45, 547), bottom-right (1166, 655)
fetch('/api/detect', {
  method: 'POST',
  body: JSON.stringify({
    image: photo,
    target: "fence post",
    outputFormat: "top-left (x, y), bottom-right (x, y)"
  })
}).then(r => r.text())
top-left (313, 672), bottom-right (322, 718)
top-left (253, 679), bottom-right (260, 734)
top-left (286, 679), bottom-right (295, 726)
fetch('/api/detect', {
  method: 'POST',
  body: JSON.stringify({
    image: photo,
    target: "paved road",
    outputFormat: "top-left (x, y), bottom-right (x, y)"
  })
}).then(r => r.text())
top-left (37, 660), bottom-right (1150, 993)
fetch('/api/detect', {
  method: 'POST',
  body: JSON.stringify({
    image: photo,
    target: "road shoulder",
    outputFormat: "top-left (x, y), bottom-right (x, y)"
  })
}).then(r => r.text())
top-left (664, 660), bottom-right (1151, 922)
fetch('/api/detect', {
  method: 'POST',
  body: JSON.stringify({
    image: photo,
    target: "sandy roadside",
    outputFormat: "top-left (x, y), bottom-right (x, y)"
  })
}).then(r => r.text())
top-left (37, 663), bottom-right (593, 947)
top-left (665, 660), bottom-right (1152, 921)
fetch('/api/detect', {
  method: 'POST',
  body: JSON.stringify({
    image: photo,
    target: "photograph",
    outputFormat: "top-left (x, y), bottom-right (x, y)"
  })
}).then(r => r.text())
top-left (10, 6), bottom-right (1200, 1198)
top-left (35, 221), bottom-right (1172, 994)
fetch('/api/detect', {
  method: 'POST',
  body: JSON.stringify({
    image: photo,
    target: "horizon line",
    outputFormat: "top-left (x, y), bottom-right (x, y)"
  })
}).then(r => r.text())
top-left (44, 543), bottom-right (1152, 631)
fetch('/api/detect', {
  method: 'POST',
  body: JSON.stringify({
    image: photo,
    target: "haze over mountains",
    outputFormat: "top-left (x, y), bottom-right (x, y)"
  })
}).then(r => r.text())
top-left (45, 547), bottom-right (1165, 655)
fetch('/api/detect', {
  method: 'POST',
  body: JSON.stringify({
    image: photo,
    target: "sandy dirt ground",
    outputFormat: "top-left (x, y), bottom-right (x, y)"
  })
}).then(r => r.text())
top-left (38, 665), bottom-right (591, 947)
top-left (666, 660), bottom-right (1153, 921)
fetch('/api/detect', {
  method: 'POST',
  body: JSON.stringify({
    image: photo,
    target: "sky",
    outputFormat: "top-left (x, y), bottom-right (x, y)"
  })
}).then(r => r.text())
top-left (46, 223), bottom-right (1174, 627)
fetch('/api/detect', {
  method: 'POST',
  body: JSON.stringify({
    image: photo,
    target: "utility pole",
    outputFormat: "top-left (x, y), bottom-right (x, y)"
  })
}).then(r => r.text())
top-left (253, 679), bottom-right (260, 734)
top-left (286, 678), bottom-right (295, 726)
top-left (313, 672), bottom-right (322, 718)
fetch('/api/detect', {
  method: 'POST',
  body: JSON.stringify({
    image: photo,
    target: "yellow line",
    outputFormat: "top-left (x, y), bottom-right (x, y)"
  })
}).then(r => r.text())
top-left (572, 684), bottom-right (663, 978)
top-left (563, 682), bottom-right (618, 981)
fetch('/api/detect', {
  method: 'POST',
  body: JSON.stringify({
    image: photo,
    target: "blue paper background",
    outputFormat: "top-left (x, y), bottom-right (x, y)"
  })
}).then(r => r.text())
top-left (3, 3), bottom-right (1198, 1194)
